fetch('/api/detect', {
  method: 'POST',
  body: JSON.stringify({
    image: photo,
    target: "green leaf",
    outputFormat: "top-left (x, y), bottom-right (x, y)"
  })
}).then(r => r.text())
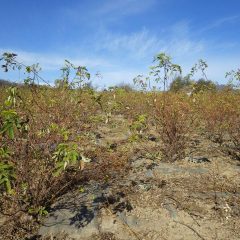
top-left (8, 127), bottom-right (14, 139)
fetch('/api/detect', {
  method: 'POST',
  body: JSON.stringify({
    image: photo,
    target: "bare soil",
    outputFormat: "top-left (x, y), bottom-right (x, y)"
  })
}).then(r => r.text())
top-left (34, 115), bottom-right (240, 240)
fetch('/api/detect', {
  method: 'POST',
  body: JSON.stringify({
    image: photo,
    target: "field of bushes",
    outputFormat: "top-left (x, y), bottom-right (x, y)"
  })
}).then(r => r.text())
top-left (0, 53), bottom-right (240, 239)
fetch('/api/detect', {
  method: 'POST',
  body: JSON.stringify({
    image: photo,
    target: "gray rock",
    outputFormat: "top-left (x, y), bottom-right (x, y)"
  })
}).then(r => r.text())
top-left (148, 134), bottom-right (157, 142)
top-left (186, 156), bottom-right (211, 163)
top-left (154, 163), bottom-right (209, 175)
top-left (0, 214), bottom-right (6, 227)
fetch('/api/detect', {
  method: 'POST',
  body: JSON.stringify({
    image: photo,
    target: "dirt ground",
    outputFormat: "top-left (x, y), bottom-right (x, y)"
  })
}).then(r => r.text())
top-left (35, 115), bottom-right (240, 240)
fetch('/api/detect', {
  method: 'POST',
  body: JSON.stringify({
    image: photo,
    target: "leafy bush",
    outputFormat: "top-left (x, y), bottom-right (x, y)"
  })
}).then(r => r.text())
top-left (193, 78), bottom-right (216, 93)
top-left (0, 53), bottom-right (96, 238)
top-left (0, 161), bottom-right (15, 194)
top-left (154, 94), bottom-right (192, 161)
top-left (169, 76), bottom-right (193, 92)
top-left (200, 92), bottom-right (240, 158)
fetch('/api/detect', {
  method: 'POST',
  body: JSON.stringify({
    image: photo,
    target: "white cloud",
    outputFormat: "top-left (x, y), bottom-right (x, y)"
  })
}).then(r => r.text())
top-left (97, 28), bottom-right (164, 58)
top-left (198, 15), bottom-right (240, 33)
top-left (59, 0), bottom-right (159, 29)
top-left (1, 17), bottom-right (239, 87)
top-left (96, 23), bottom-right (206, 60)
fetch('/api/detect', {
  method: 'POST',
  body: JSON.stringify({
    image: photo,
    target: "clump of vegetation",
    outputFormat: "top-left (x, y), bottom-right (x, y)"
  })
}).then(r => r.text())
top-left (0, 53), bottom-right (98, 238)
top-left (169, 76), bottom-right (193, 92)
top-left (154, 94), bottom-right (192, 161)
top-left (192, 78), bottom-right (216, 93)
top-left (0, 52), bottom-right (240, 239)
top-left (199, 92), bottom-right (240, 158)
top-left (133, 52), bottom-right (182, 91)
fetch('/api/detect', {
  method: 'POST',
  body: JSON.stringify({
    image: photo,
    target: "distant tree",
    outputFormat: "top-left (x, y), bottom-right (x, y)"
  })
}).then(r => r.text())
top-left (149, 53), bottom-right (182, 91)
top-left (225, 68), bottom-right (240, 88)
top-left (193, 78), bottom-right (216, 93)
top-left (116, 82), bottom-right (134, 92)
top-left (215, 83), bottom-right (233, 91)
top-left (133, 52), bottom-right (181, 92)
top-left (169, 76), bottom-right (193, 92)
top-left (107, 82), bottom-right (134, 92)
top-left (81, 81), bottom-right (95, 91)
top-left (0, 79), bottom-right (17, 87)
top-left (54, 79), bottom-right (68, 88)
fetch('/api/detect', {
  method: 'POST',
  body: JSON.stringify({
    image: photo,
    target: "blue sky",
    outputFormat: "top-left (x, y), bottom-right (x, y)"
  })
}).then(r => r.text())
top-left (0, 0), bottom-right (240, 87)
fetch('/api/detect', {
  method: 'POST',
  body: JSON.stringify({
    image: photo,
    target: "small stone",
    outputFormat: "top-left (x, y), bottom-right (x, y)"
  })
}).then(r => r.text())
top-left (187, 156), bottom-right (211, 163)
top-left (0, 215), bottom-right (7, 226)
top-left (95, 132), bottom-right (102, 139)
top-left (109, 143), bottom-right (117, 150)
top-left (148, 134), bottom-right (157, 142)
